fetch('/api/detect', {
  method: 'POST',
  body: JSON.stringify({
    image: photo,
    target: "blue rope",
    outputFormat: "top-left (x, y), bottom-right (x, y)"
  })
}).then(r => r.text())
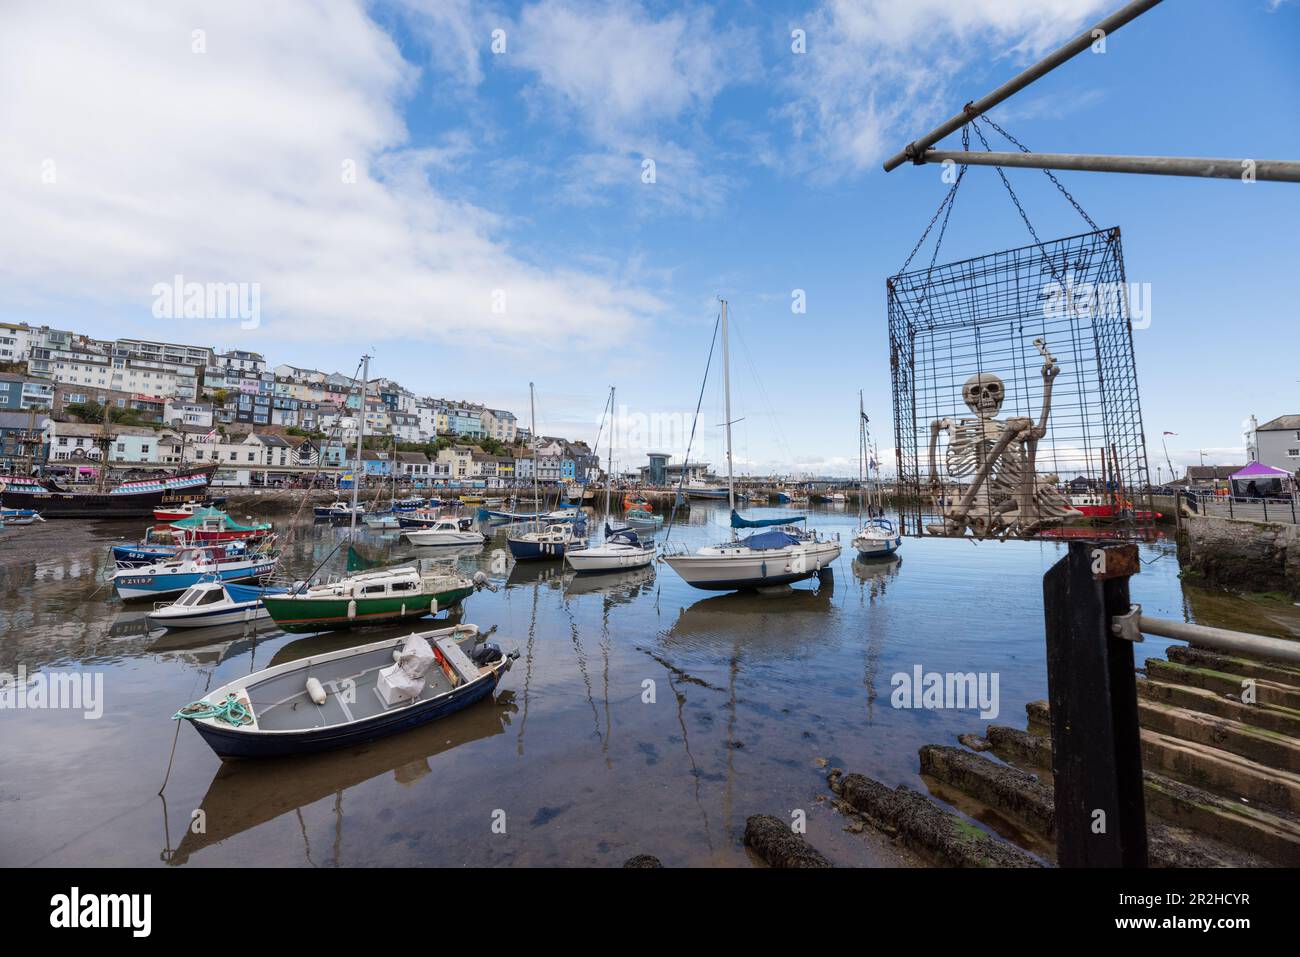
top-left (173, 693), bottom-right (253, 726)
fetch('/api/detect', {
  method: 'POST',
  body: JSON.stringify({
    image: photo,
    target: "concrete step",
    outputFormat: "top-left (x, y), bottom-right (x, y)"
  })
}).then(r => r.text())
top-left (1138, 696), bottom-right (1300, 773)
top-left (1167, 644), bottom-right (1300, 690)
top-left (982, 724), bottom-right (1300, 865)
top-left (1137, 678), bottom-right (1300, 738)
top-left (1145, 658), bottom-right (1300, 711)
top-left (1140, 728), bottom-right (1300, 813)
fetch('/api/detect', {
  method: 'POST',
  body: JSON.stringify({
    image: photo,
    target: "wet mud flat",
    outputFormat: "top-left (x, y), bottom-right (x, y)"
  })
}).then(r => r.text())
top-left (2, 508), bottom-right (1293, 866)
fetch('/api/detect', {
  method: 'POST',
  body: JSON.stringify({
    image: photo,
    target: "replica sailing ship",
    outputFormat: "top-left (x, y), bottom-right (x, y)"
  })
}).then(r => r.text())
top-left (0, 466), bottom-right (216, 519)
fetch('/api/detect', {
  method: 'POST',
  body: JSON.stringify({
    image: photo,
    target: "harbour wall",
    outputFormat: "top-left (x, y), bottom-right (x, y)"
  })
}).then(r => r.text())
top-left (1182, 513), bottom-right (1300, 597)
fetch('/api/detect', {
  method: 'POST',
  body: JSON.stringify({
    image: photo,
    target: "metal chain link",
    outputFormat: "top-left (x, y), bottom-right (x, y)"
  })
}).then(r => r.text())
top-left (970, 118), bottom-right (1068, 287)
top-left (978, 113), bottom-right (1099, 231)
top-left (895, 125), bottom-right (970, 277)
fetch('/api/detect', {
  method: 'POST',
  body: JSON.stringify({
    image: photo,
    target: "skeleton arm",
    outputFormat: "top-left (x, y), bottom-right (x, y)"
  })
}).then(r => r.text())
top-left (928, 418), bottom-right (954, 495)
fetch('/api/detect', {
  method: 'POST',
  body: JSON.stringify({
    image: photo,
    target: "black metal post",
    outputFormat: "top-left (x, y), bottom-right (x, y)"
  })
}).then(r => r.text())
top-left (1042, 540), bottom-right (1148, 867)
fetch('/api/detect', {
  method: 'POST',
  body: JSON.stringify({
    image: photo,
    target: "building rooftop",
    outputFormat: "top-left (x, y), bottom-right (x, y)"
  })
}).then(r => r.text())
top-left (1258, 414), bottom-right (1300, 432)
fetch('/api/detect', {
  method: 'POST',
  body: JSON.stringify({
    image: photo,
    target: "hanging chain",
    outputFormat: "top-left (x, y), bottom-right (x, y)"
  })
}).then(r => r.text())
top-left (895, 125), bottom-right (969, 277)
top-left (978, 113), bottom-right (1099, 232)
top-left (969, 118), bottom-right (1068, 287)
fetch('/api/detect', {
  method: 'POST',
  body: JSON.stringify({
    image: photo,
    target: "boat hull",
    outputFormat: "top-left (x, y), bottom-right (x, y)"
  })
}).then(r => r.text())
top-left (114, 561), bottom-right (278, 601)
top-left (565, 546), bottom-right (655, 573)
top-left (663, 541), bottom-right (841, 591)
top-left (507, 537), bottom-right (580, 561)
top-left (403, 529), bottom-right (485, 546)
top-left (260, 586), bottom-right (474, 633)
top-left (147, 602), bottom-right (271, 629)
top-left (0, 468), bottom-right (214, 519)
top-left (193, 671), bottom-right (501, 758)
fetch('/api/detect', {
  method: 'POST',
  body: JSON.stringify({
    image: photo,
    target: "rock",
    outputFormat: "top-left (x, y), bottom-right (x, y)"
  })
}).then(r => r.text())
top-left (623, 854), bottom-right (663, 868)
top-left (958, 733), bottom-right (992, 752)
top-left (743, 814), bottom-right (832, 868)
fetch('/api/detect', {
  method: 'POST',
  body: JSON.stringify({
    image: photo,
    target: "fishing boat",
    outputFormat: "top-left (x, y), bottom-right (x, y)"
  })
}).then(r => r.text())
top-left (173, 625), bottom-right (517, 758)
top-left (507, 522), bottom-right (587, 561)
top-left (314, 501), bottom-right (365, 521)
top-left (153, 502), bottom-right (205, 522)
top-left (622, 508), bottom-right (664, 529)
top-left (113, 543), bottom-right (280, 601)
top-left (259, 562), bottom-right (482, 632)
top-left (403, 519), bottom-right (486, 547)
top-left (662, 300), bottom-right (841, 592)
top-left (147, 580), bottom-right (290, 630)
top-left (459, 494), bottom-right (485, 505)
top-left (851, 392), bottom-right (902, 559)
top-left (169, 508), bottom-right (273, 543)
top-left (0, 507), bottom-right (43, 525)
top-left (0, 466), bottom-right (215, 519)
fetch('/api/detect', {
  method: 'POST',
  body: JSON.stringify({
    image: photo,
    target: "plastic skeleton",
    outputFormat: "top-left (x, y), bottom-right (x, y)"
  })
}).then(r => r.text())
top-left (926, 338), bottom-right (1081, 539)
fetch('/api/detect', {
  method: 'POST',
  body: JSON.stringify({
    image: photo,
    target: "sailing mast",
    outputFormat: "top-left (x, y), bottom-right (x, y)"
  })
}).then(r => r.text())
top-left (858, 390), bottom-right (865, 525)
top-left (349, 354), bottom-right (370, 535)
top-left (529, 382), bottom-right (539, 531)
top-left (604, 386), bottom-right (615, 530)
top-left (720, 299), bottom-right (735, 532)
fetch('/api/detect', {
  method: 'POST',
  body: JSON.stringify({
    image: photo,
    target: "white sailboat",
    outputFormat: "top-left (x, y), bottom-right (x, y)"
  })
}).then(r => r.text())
top-left (851, 391), bottom-right (901, 559)
top-left (565, 386), bottom-right (655, 574)
top-left (507, 383), bottom-right (588, 562)
top-left (662, 300), bottom-right (841, 591)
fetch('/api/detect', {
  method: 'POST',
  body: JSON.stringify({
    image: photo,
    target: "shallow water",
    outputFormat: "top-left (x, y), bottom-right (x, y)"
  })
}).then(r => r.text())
top-left (0, 503), bottom-right (1290, 867)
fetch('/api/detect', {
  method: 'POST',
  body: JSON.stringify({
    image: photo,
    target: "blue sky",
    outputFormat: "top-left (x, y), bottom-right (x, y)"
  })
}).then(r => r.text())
top-left (2, 0), bottom-right (1297, 476)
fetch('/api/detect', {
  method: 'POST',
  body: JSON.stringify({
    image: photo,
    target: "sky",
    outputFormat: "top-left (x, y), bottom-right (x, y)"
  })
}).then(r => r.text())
top-left (1, 0), bottom-right (1298, 479)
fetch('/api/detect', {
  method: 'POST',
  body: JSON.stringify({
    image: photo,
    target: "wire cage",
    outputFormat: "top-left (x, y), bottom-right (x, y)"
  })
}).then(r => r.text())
top-left (888, 226), bottom-right (1153, 541)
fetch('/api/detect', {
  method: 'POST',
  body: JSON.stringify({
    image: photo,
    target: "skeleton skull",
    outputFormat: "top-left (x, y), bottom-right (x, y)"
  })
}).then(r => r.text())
top-left (962, 373), bottom-right (1004, 418)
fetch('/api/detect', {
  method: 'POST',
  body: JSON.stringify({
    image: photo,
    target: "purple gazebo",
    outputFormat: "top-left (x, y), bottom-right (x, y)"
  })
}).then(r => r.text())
top-left (1229, 461), bottom-right (1295, 498)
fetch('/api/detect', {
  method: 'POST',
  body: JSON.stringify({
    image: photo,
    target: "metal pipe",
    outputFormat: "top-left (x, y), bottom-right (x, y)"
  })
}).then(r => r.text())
top-left (922, 149), bottom-right (1300, 183)
top-left (1138, 614), bottom-right (1300, 666)
top-left (884, 0), bottom-right (1164, 172)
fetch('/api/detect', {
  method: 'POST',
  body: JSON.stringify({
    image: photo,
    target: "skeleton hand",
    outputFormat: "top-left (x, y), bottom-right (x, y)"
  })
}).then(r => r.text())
top-left (1033, 337), bottom-right (1059, 381)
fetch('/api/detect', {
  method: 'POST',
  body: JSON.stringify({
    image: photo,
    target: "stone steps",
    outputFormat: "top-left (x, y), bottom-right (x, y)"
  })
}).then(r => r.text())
top-left (982, 722), bottom-right (1300, 866)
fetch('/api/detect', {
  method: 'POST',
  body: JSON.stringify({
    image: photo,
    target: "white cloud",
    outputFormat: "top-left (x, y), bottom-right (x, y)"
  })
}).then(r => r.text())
top-left (782, 0), bottom-right (1113, 174)
top-left (0, 0), bottom-right (662, 348)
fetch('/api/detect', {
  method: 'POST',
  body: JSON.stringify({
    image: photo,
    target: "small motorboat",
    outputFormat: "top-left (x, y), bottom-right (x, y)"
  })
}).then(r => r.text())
top-left (362, 512), bottom-right (401, 529)
top-left (314, 502), bottom-right (365, 521)
top-left (506, 522), bottom-right (587, 561)
top-left (0, 507), bottom-right (44, 526)
top-left (147, 580), bottom-right (290, 630)
top-left (622, 508), bottom-right (664, 528)
top-left (403, 519), bottom-right (486, 547)
top-left (851, 517), bottom-right (902, 559)
top-left (173, 624), bottom-right (518, 758)
top-left (565, 524), bottom-right (655, 573)
top-left (153, 502), bottom-right (205, 522)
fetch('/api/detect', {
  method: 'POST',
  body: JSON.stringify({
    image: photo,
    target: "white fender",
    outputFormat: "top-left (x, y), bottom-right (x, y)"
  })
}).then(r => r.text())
top-left (347, 599), bottom-right (357, 619)
top-left (430, 598), bottom-right (438, 615)
top-left (305, 677), bottom-right (327, 705)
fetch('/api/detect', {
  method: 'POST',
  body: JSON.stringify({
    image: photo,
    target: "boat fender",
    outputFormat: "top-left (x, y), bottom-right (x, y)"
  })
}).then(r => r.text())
top-left (429, 598), bottom-right (439, 615)
top-left (306, 677), bottom-right (327, 705)
top-left (347, 599), bottom-right (357, 620)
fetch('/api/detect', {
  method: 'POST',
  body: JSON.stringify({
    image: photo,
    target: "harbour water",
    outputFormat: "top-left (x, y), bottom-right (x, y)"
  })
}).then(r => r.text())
top-left (1, 503), bottom-right (1293, 867)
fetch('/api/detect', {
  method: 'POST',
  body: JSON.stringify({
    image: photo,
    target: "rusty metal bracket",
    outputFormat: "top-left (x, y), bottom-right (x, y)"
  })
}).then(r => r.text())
top-left (1110, 603), bottom-right (1144, 643)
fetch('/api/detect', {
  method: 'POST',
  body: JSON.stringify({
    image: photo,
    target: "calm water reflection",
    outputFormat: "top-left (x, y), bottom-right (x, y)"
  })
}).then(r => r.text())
top-left (0, 503), bottom-right (1285, 866)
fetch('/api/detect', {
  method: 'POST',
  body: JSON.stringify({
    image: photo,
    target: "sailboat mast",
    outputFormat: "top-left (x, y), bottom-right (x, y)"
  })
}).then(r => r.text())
top-left (720, 299), bottom-right (735, 518)
top-left (858, 390), bottom-right (865, 523)
top-left (529, 382), bottom-right (539, 529)
top-left (605, 386), bottom-right (614, 519)
top-left (349, 354), bottom-right (369, 535)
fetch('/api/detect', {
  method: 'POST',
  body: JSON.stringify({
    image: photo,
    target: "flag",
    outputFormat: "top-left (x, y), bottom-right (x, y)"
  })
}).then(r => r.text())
top-left (868, 457), bottom-right (878, 471)
top-left (1163, 431), bottom-right (1177, 436)
top-left (203, 428), bottom-right (218, 442)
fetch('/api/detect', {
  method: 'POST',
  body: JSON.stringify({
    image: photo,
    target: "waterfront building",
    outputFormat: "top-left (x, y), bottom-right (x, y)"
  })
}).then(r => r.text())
top-left (1253, 414), bottom-right (1300, 474)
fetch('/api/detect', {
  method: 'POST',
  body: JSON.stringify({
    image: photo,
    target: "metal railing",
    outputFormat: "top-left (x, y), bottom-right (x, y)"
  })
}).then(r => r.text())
top-left (1184, 491), bottom-right (1298, 524)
